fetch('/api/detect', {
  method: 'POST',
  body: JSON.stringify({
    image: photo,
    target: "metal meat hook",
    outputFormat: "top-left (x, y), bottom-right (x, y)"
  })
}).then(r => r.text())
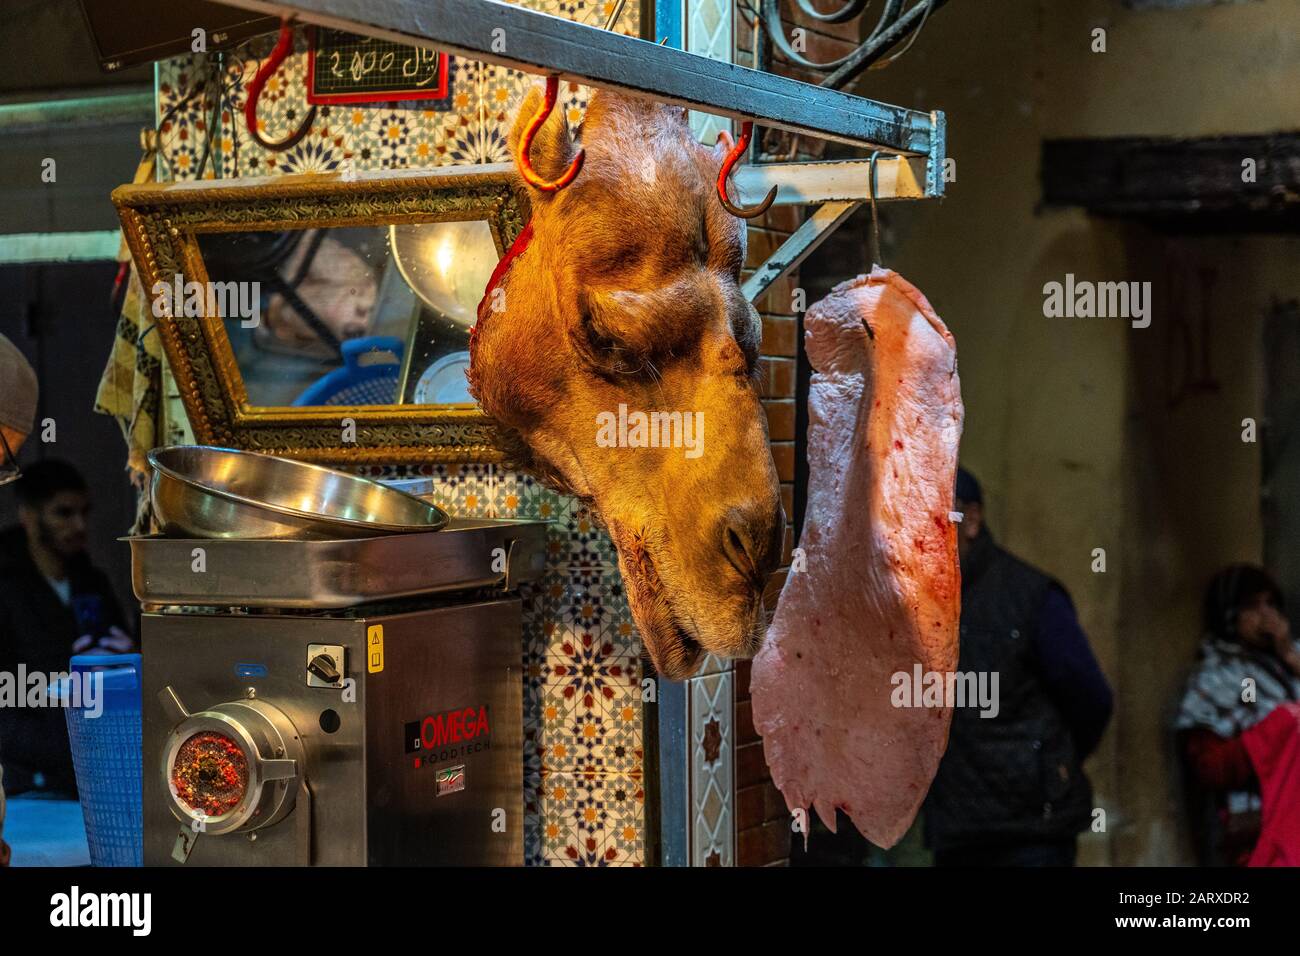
top-left (244, 18), bottom-right (317, 151)
top-left (718, 121), bottom-right (778, 219)
top-left (868, 149), bottom-right (884, 266)
top-left (517, 75), bottom-right (585, 192)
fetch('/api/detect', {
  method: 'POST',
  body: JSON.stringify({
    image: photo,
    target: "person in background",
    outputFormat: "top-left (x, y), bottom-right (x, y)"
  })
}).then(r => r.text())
top-left (923, 467), bottom-right (1114, 866)
top-left (0, 333), bottom-right (36, 487)
top-left (1178, 565), bottom-right (1300, 866)
top-left (0, 331), bottom-right (40, 866)
top-left (0, 459), bottom-right (134, 806)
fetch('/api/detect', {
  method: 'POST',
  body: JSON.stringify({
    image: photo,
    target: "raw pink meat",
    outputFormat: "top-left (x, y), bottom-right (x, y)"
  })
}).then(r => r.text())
top-left (751, 268), bottom-right (964, 848)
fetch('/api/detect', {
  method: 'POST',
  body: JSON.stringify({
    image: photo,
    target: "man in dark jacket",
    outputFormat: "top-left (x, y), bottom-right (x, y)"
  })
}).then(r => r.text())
top-left (0, 459), bottom-right (133, 797)
top-left (923, 468), bottom-right (1113, 866)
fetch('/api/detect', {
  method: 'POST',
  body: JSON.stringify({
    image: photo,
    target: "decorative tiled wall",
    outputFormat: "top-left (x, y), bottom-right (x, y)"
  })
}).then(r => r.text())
top-left (690, 668), bottom-right (733, 866)
top-left (684, 0), bottom-right (732, 144)
top-left (155, 0), bottom-right (647, 867)
top-left (157, 11), bottom-right (621, 177)
top-left (661, 0), bottom-right (747, 870)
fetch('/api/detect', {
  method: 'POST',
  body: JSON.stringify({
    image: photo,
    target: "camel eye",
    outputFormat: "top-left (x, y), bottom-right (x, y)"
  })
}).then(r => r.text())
top-left (578, 310), bottom-right (641, 377)
top-left (580, 310), bottom-right (613, 353)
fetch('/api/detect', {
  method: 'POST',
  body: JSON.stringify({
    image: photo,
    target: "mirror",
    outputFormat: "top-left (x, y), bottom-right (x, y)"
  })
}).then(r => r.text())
top-left (197, 220), bottom-right (496, 408)
top-left (113, 166), bottom-right (528, 464)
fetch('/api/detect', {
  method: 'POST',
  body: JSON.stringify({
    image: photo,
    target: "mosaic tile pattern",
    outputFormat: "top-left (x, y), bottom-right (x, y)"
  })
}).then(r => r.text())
top-left (690, 670), bottom-right (733, 867)
top-left (157, 1), bottom-right (637, 178)
top-left (422, 463), bottom-right (493, 519)
top-left (682, 0), bottom-right (738, 868)
top-left (154, 0), bottom-right (646, 867)
top-left (535, 771), bottom-right (646, 866)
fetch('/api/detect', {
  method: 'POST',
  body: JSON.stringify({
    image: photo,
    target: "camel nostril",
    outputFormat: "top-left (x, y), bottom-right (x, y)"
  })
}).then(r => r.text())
top-left (723, 524), bottom-right (755, 579)
top-left (722, 509), bottom-right (780, 585)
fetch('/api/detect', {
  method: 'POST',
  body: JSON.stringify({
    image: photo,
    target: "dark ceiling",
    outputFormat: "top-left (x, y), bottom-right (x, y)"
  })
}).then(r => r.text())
top-left (0, 1), bottom-right (154, 232)
top-left (1, 0), bottom-right (152, 98)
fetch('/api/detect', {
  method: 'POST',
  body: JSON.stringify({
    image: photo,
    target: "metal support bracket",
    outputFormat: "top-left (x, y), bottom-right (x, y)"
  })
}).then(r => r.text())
top-left (735, 155), bottom-right (936, 302)
top-left (734, 156), bottom-right (928, 205)
top-left (926, 110), bottom-right (948, 200)
top-left (742, 201), bottom-right (858, 304)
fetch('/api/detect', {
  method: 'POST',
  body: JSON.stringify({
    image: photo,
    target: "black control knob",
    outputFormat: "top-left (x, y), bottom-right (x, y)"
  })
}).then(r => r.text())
top-left (307, 653), bottom-right (340, 684)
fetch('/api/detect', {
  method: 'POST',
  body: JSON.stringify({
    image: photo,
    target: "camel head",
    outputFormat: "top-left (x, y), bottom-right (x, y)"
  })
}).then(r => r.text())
top-left (469, 86), bottom-right (785, 680)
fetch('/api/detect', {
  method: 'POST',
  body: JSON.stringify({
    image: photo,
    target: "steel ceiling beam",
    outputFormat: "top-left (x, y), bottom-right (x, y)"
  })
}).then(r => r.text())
top-left (212, 0), bottom-right (941, 167)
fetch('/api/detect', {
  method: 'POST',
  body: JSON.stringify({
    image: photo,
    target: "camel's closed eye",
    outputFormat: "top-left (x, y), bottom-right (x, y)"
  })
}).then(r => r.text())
top-left (575, 308), bottom-right (649, 379)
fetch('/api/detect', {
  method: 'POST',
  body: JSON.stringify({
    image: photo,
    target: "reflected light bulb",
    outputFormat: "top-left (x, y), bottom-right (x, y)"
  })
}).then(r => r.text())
top-left (390, 220), bottom-right (499, 329)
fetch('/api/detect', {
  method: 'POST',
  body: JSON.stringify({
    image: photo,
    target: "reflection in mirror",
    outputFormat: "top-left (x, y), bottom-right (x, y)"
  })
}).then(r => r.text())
top-left (197, 220), bottom-right (500, 409)
top-left (392, 219), bottom-right (497, 405)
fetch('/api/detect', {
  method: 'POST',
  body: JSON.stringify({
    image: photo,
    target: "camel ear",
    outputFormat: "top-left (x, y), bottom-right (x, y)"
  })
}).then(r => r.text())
top-left (508, 84), bottom-right (577, 192)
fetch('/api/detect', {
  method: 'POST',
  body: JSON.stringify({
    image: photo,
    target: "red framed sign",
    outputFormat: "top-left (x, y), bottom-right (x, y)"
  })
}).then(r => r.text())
top-left (307, 27), bottom-right (450, 105)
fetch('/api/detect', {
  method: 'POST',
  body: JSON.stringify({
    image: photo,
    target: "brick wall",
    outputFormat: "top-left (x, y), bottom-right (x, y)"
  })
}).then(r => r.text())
top-left (733, 1), bottom-right (868, 867)
top-left (737, 202), bottom-right (798, 866)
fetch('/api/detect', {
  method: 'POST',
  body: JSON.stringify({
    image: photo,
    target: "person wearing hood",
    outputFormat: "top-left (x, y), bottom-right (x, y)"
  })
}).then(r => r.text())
top-left (1178, 564), bottom-right (1300, 865)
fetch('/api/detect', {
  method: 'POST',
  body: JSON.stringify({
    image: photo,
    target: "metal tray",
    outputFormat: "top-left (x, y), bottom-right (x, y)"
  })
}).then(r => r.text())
top-left (148, 446), bottom-right (450, 540)
top-left (125, 518), bottom-right (548, 609)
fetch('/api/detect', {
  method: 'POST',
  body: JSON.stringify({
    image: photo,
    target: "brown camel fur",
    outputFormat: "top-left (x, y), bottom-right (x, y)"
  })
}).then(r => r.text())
top-left (469, 86), bottom-right (785, 680)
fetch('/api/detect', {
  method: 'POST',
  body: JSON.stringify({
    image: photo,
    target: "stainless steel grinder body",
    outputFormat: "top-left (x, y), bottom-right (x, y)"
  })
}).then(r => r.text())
top-left (142, 599), bottom-right (524, 866)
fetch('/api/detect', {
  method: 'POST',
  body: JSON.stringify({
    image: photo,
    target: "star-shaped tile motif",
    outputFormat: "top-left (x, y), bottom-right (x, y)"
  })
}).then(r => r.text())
top-left (702, 717), bottom-right (723, 765)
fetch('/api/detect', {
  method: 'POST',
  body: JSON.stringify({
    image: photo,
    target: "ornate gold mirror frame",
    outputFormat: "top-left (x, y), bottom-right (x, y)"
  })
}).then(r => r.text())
top-left (113, 165), bottom-right (529, 464)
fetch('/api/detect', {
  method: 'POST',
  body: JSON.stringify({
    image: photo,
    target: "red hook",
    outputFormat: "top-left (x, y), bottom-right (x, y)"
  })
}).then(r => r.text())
top-left (517, 75), bottom-right (585, 192)
top-left (717, 121), bottom-right (777, 219)
top-left (244, 18), bottom-right (317, 152)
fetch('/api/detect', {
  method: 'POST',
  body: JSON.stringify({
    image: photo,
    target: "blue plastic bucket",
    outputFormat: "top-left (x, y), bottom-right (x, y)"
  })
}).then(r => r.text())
top-left (57, 654), bottom-right (142, 867)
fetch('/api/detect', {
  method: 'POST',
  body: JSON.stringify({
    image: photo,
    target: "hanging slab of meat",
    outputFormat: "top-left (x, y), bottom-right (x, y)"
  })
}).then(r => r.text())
top-left (751, 267), bottom-right (963, 848)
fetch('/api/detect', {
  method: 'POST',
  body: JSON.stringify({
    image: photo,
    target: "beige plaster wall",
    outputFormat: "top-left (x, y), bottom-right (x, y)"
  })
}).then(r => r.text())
top-left (833, 0), bottom-right (1299, 863)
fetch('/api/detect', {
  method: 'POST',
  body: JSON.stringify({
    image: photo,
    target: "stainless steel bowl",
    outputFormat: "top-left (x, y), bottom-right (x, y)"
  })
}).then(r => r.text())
top-left (148, 446), bottom-right (449, 540)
